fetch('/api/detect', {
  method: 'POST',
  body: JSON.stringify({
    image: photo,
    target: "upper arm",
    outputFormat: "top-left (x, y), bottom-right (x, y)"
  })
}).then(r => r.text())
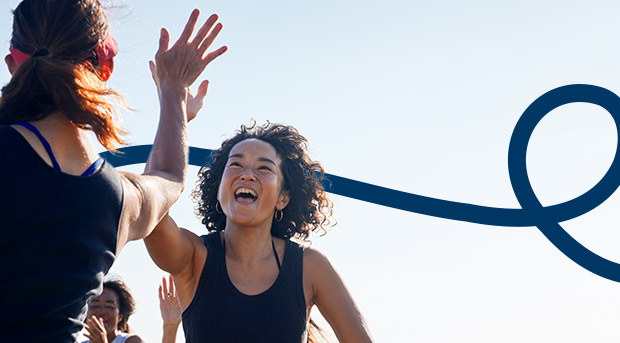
top-left (116, 171), bottom-right (184, 253)
top-left (144, 215), bottom-right (208, 309)
top-left (304, 247), bottom-right (374, 343)
top-left (143, 215), bottom-right (200, 275)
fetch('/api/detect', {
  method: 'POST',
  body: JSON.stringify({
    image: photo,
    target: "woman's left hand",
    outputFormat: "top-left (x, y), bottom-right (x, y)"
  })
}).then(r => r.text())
top-left (84, 315), bottom-right (109, 343)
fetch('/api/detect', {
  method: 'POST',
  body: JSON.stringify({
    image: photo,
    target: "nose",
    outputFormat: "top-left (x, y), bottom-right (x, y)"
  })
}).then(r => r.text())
top-left (240, 168), bottom-right (256, 182)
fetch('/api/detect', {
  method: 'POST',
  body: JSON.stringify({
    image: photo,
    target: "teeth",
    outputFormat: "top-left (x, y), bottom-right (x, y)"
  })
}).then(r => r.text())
top-left (235, 187), bottom-right (257, 197)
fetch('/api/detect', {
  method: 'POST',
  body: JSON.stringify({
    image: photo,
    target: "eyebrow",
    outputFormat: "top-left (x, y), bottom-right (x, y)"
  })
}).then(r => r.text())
top-left (229, 154), bottom-right (276, 165)
top-left (89, 299), bottom-right (115, 304)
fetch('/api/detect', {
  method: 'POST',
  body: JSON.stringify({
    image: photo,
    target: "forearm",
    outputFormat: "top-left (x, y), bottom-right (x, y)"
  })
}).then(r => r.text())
top-left (146, 81), bottom-right (189, 194)
top-left (162, 323), bottom-right (180, 343)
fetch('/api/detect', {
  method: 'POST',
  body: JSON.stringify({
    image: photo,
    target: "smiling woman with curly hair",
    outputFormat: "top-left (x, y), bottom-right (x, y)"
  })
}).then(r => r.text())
top-left (144, 121), bottom-right (373, 343)
top-left (194, 122), bottom-right (333, 240)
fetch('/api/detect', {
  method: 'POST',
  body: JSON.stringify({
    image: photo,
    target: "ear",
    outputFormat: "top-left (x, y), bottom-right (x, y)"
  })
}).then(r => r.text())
top-left (5, 54), bottom-right (17, 75)
top-left (98, 59), bottom-right (114, 82)
top-left (276, 189), bottom-right (290, 211)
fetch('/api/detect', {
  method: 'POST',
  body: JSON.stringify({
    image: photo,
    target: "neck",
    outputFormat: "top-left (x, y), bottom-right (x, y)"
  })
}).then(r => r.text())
top-left (32, 111), bottom-right (76, 129)
top-left (223, 220), bottom-right (274, 264)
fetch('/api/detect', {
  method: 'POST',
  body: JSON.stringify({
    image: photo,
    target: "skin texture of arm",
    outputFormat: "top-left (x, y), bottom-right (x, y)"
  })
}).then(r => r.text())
top-left (144, 216), bottom-right (206, 310)
top-left (115, 10), bottom-right (226, 254)
top-left (304, 247), bottom-right (374, 343)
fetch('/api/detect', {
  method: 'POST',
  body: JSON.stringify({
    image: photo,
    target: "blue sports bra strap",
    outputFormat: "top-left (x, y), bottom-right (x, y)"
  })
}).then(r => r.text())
top-left (81, 158), bottom-right (104, 177)
top-left (14, 122), bottom-right (61, 172)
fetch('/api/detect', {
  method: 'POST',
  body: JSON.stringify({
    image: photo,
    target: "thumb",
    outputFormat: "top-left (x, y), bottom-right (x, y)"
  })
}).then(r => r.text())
top-left (195, 80), bottom-right (209, 100)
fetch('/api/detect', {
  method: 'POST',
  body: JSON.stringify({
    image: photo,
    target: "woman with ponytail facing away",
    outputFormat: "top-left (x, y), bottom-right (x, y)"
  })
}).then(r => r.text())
top-left (0, 1), bottom-right (226, 341)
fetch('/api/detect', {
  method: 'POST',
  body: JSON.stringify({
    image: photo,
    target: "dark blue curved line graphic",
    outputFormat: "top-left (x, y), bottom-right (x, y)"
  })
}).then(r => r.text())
top-left (100, 84), bottom-right (620, 282)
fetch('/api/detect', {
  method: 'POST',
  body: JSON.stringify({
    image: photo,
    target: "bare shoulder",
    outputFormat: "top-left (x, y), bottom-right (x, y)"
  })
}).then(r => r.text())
top-left (303, 245), bottom-right (332, 270)
top-left (302, 245), bottom-right (338, 289)
top-left (125, 335), bottom-right (145, 343)
top-left (184, 227), bottom-right (207, 247)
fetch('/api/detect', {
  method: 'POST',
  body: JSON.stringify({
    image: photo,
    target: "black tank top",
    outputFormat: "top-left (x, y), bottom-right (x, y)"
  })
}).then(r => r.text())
top-left (0, 125), bottom-right (123, 342)
top-left (182, 233), bottom-right (308, 343)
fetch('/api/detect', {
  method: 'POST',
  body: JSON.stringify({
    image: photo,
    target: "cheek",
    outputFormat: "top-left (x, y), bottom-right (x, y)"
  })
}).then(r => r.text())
top-left (261, 175), bottom-right (282, 198)
top-left (218, 172), bottom-right (234, 201)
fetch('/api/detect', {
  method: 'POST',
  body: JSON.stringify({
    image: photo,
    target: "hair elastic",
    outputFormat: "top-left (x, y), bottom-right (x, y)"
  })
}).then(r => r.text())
top-left (8, 33), bottom-right (118, 67)
top-left (32, 48), bottom-right (51, 58)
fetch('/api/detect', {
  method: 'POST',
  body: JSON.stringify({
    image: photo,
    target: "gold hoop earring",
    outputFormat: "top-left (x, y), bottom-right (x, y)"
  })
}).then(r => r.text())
top-left (215, 201), bottom-right (224, 214)
top-left (274, 209), bottom-right (283, 222)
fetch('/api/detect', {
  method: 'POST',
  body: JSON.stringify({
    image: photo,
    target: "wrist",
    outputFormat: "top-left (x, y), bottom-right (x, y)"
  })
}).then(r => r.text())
top-left (159, 82), bottom-right (188, 99)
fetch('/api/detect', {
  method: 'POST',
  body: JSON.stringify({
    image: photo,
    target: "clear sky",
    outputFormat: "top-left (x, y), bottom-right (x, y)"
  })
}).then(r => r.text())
top-left (2, 0), bottom-right (620, 342)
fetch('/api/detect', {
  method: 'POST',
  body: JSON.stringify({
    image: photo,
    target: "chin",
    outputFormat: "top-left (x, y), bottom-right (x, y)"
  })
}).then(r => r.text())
top-left (227, 213), bottom-right (269, 228)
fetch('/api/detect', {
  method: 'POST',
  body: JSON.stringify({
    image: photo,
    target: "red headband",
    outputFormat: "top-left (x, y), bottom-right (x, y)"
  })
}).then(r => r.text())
top-left (8, 33), bottom-right (118, 66)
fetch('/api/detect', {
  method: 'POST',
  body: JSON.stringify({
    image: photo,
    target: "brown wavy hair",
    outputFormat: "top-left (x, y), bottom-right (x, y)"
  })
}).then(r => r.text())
top-left (193, 121), bottom-right (334, 240)
top-left (0, 0), bottom-right (126, 150)
top-left (103, 277), bottom-right (136, 333)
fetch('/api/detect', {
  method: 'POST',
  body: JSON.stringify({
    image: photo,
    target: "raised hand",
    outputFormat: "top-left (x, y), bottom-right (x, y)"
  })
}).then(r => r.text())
top-left (159, 275), bottom-right (182, 327)
top-left (149, 60), bottom-right (209, 123)
top-left (84, 315), bottom-right (109, 343)
top-left (154, 10), bottom-right (227, 91)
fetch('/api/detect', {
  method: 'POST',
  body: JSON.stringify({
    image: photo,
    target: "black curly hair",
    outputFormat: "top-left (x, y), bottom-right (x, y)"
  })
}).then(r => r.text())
top-left (193, 121), bottom-right (334, 240)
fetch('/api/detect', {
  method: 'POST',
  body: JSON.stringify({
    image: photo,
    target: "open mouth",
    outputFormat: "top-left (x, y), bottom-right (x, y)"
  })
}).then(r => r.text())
top-left (234, 187), bottom-right (258, 202)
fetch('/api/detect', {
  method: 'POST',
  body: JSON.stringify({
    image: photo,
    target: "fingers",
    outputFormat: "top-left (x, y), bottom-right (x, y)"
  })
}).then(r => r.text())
top-left (163, 279), bottom-right (168, 295)
top-left (155, 10), bottom-right (226, 88)
top-left (168, 274), bottom-right (176, 295)
top-left (196, 80), bottom-right (209, 100)
top-left (177, 9), bottom-right (200, 47)
top-left (85, 315), bottom-right (106, 341)
top-left (203, 45), bottom-right (228, 65)
top-left (84, 321), bottom-right (94, 335)
top-left (191, 14), bottom-right (219, 49)
top-left (149, 60), bottom-right (157, 81)
top-left (156, 28), bottom-right (170, 58)
top-left (89, 315), bottom-right (106, 331)
top-left (197, 22), bottom-right (223, 56)
top-left (149, 60), bottom-right (161, 97)
top-left (158, 283), bottom-right (164, 302)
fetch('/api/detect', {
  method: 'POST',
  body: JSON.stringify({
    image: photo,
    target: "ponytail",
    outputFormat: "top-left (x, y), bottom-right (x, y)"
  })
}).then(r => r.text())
top-left (0, 0), bottom-right (127, 151)
top-left (0, 54), bottom-right (126, 150)
top-left (308, 318), bottom-right (335, 343)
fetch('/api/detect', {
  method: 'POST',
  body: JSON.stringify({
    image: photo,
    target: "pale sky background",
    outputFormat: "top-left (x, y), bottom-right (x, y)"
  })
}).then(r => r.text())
top-left (3, 0), bottom-right (620, 342)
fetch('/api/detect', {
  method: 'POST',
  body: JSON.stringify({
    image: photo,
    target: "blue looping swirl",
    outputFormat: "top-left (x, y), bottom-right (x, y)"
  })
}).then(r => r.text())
top-left (100, 84), bottom-right (620, 282)
top-left (508, 84), bottom-right (620, 282)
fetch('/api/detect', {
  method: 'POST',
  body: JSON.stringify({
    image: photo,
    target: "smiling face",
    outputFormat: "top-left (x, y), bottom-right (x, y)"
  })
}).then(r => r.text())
top-left (218, 138), bottom-right (289, 229)
top-left (86, 288), bottom-right (120, 335)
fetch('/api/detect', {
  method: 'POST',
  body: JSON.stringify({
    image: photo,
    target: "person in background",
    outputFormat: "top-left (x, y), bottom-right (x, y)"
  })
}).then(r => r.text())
top-left (159, 275), bottom-right (182, 343)
top-left (83, 278), bottom-right (144, 343)
top-left (0, 0), bottom-right (226, 340)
